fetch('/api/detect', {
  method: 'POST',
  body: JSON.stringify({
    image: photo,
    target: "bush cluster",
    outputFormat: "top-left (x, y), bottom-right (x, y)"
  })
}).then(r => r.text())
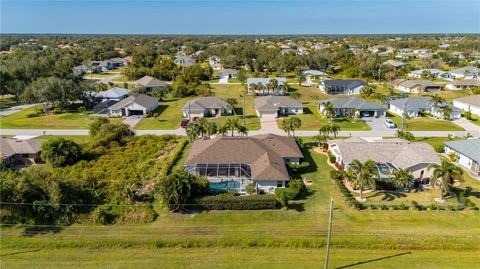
top-left (192, 194), bottom-right (278, 210)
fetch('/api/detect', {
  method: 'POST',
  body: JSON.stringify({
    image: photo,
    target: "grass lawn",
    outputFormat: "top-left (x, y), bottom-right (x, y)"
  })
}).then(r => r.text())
top-left (82, 72), bottom-right (119, 79)
top-left (1, 147), bottom-right (479, 268)
top-left (0, 96), bottom-right (17, 110)
top-left (36, 135), bottom-right (92, 144)
top-left (465, 113), bottom-right (480, 127)
top-left (134, 97), bottom-right (189, 130)
top-left (0, 105), bottom-right (121, 129)
top-left (387, 112), bottom-right (465, 131)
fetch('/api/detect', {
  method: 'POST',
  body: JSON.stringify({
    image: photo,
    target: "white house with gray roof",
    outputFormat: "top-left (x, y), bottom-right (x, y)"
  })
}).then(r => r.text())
top-left (108, 94), bottom-right (159, 117)
top-left (328, 137), bottom-right (441, 182)
top-left (254, 96), bottom-right (303, 117)
top-left (89, 87), bottom-right (129, 102)
top-left (318, 97), bottom-right (386, 118)
top-left (449, 66), bottom-right (479, 80)
top-left (247, 77), bottom-right (287, 95)
top-left (388, 97), bottom-right (461, 119)
top-left (1, 138), bottom-right (44, 168)
top-left (174, 55), bottom-right (196, 67)
top-left (182, 97), bottom-right (232, 119)
top-left (390, 79), bottom-right (442, 94)
top-left (453, 95), bottom-right (480, 116)
top-left (319, 80), bottom-right (365, 95)
top-left (444, 139), bottom-right (480, 176)
top-left (409, 69), bottom-right (453, 80)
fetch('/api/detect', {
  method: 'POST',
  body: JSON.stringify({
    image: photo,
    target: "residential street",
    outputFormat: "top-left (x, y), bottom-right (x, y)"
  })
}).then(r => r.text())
top-left (0, 104), bottom-right (37, 117)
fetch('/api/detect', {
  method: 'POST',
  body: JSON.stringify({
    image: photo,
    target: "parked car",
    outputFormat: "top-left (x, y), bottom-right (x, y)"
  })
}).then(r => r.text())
top-left (180, 118), bottom-right (189, 128)
top-left (384, 118), bottom-right (396, 128)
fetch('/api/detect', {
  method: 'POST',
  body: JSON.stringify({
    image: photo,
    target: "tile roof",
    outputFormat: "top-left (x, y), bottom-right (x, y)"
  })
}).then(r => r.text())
top-left (185, 134), bottom-right (303, 181)
top-left (328, 138), bottom-right (441, 169)
top-left (444, 139), bottom-right (480, 163)
top-left (254, 96), bottom-right (303, 112)
top-left (0, 138), bottom-right (44, 158)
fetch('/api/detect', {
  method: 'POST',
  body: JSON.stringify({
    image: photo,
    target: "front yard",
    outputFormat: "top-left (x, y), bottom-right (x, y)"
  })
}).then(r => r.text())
top-left (0, 105), bottom-right (122, 129)
top-left (387, 112), bottom-right (465, 131)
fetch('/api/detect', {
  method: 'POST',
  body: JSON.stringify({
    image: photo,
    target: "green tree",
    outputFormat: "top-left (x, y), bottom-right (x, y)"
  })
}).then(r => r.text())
top-left (396, 129), bottom-right (415, 141)
top-left (348, 159), bottom-right (379, 200)
top-left (186, 122), bottom-right (200, 141)
top-left (428, 94), bottom-right (445, 108)
top-left (268, 79), bottom-right (279, 95)
top-left (95, 123), bottom-right (134, 147)
top-left (224, 117), bottom-right (240, 137)
top-left (428, 160), bottom-right (464, 200)
top-left (226, 98), bottom-right (238, 115)
top-left (89, 117), bottom-right (110, 136)
top-left (322, 101), bottom-right (335, 122)
top-left (391, 168), bottom-right (413, 190)
top-left (41, 138), bottom-right (82, 167)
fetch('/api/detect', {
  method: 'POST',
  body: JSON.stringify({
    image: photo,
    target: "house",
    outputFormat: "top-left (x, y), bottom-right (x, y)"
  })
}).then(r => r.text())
top-left (174, 55), bottom-right (196, 67)
top-left (254, 96), bottom-right (304, 117)
top-left (208, 55), bottom-right (222, 70)
top-left (449, 67), bottom-right (479, 80)
top-left (388, 97), bottom-right (461, 119)
top-left (109, 57), bottom-right (129, 67)
top-left (247, 78), bottom-right (287, 95)
top-left (319, 80), bottom-right (365, 95)
top-left (72, 65), bottom-right (91, 76)
top-left (90, 87), bottom-right (129, 102)
top-left (301, 70), bottom-right (325, 77)
top-left (444, 139), bottom-right (480, 176)
top-left (383, 59), bottom-right (409, 69)
top-left (134, 75), bottom-right (168, 91)
top-left (318, 97), bottom-right (386, 118)
top-left (445, 80), bottom-right (480, 90)
top-left (90, 60), bottom-right (112, 72)
top-left (328, 137), bottom-right (441, 182)
top-left (390, 79), bottom-right (442, 94)
top-left (184, 134), bottom-right (304, 194)
top-left (219, 69), bottom-right (238, 80)
top-left (0, 138), bottom-right (44, 168)
top-left (93, 100), bottom-right (118, 115)
top-left (453, 95), bottom-right (480, 116)
top-left (182, 97), bottom-right (233, 119)
top-left (108, 94), bottom-right (159, 116)
top-left (409, 69), bottom-right (453, 80)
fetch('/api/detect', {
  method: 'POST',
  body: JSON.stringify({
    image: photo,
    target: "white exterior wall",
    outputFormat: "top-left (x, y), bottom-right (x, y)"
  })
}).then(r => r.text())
top-left (389, 104), bottom-right (419, 118)
top-left (280, 107), bottom-right (304, 115)
top-left (256, 180), bottom-right (285, 194)
top-left (454, 100), bottom-right (480, 116)
top-left (445, 146), bottom-right (474, 170)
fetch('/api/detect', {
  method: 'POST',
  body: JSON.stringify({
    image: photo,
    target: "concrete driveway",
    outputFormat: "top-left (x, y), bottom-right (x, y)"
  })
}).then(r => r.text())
top-left (122, 116), bottom-right (143, 128)
top-left (218, 77), bottom-right (229, 84)
top-left (453, 118), bottom-right (480, 132)
top-left (363, 116), bottom-right (397, 131)
top-left (259, 114), bottom-right (284, 135)
top-left (0, 104), bottom-right (37, 117)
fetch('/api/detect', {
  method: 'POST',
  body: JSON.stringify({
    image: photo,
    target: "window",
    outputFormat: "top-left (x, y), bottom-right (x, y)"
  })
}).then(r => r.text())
top-left (277, 181), bottom-right (283, 187)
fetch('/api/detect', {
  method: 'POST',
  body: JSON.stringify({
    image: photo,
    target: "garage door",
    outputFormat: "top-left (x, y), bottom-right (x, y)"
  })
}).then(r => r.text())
top-left (359, 110), bottom-right (374, 117)
top-left (128, 110), bottom-right (144, 116)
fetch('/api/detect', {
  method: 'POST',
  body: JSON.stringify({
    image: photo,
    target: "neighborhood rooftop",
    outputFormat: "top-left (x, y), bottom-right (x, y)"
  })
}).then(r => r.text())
top-left (454, 95), bottom-right (480, 106)
top-left (134, 75), bottom-right (168, 88)
top-left (254, 96), bottom-right (303, 112)
top-left (0, 138), bottom-right (44, 158)
top-left (444, 139), bottom-right (480, 164)
top-left (109, 94), bottom-right (159, 110)
top-left (319, 97), bottom-right (385, 110)
top-left (183, 97), bottom-right (227, 111)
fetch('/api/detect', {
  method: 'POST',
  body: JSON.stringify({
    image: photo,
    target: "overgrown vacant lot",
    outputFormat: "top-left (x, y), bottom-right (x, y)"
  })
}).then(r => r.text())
top-left (0, 105), bottom-right (122, 129)
top-left (1, 146), bottom-right (479, 269)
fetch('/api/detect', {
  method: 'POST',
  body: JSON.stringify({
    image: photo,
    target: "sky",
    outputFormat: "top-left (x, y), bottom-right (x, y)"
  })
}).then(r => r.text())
top-left (1, 0), bottom-right (479, 34)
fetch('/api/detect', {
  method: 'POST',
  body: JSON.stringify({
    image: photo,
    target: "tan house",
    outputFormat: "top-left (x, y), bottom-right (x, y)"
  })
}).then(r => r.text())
top-left (254, 96), bottom-right (304, 117)
top-left (390, 79), bottom-right (442, 94)
top-left (184, 134), bottom-right (303, 194)
top-left (0, 138), bottom-right (44, 168)
top-left (182, 97), bottom-right (233, 119)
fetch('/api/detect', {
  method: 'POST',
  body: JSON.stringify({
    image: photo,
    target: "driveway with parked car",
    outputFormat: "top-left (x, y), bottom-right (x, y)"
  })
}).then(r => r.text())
top-left (364, 116), bottom-right (397, 131)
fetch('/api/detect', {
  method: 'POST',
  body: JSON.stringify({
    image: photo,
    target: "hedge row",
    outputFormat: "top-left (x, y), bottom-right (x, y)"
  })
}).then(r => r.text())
top-left (330, 170), bottom-right (365, 210)
top-left (192, 195), bottom-right (279, 210)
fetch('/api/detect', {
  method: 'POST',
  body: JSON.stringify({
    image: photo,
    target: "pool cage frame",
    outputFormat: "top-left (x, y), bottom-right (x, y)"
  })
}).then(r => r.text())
top-left (184, 163), bottom-right (253, 180)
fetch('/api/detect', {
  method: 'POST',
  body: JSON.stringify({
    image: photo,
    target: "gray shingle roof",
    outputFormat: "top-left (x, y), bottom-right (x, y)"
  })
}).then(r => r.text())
top-left (321, 80), bottom-right (365, 90)
top-left (183, 97), bottom-right (227, 112)
top-left (0, 138), bottom-right (44, 158)
top-left (109, 94), bottom-right (158, 110)
top-left (444, 139), bottom-right (480, 163)
top-left (134, 75), bottom-right (168, 88)
top-left (92, 87), bottom-right (129, 99)
top-left (319, 97), bottom-right (385, 110)
top-left (389, 97), bottom-right (430, 111)
top-left (254, 96), bottom-right (303, 112)
top-left (455, 95), bottom-right (480, 107)
top-left (247, 77), bottom-right (286, 86)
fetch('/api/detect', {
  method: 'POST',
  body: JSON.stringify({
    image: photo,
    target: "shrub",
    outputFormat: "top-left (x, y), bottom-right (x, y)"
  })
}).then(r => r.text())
top-left (285, 179), bottom-right (307, 200)
top-left (397, 202), bottom-right (409, 210)
top-left (193, 194), bottom-right (278, 210)
top-left (411, 200), bottom-right (425, 211)
top-left (434, 144), bottom-right (445, 153)
top-left (245, 183), bottom-right (256, 195)
top-left (369, 204), bottom-right (377, 209)
top-left (287, 162), bottom-right (310, 173)
top-left (379, 204), bottom-right (389, 210)
top-left (41, 138), bottom-right (82, 167)
top-left (26, 112), bottom-right (39, 118)
top-left (274, 189), bottom-right (289, 209)
top-left (328, 154), bottom-right (337, 164)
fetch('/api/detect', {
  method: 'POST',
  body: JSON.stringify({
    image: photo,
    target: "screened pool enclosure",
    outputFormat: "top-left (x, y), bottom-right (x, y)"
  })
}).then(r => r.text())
top-left (184, 163), bottom-right (254, 193)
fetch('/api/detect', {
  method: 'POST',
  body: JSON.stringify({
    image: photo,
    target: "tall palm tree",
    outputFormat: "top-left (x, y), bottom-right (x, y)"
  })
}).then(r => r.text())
top-left (428, 160), bottom-right (464, 200)
top-left (195, 117), bottom-right (208, 137)
top-left (319, 125), bottom-right (331, 137)
top-left (428, 94), bottom-right (445, 108)
top-left (391, 168), bottom-right (413, 190)
top-left (328, 123), bottom-right (340, 138)
top-left (206, 121), bottom-right (217, 137)
top-left (280, 118), bottom-right (291, 136)
top-left (186, 122), bottom-right (200, 141)
top-left (225, 117), bottom-right (240, 137)
top-left (226, 97), bottom-right (238, 115)
top-left (249, 82), bottom-right (258, 95)
top-left (289, 116), bottom-right (302, 136)
top-left (348, 159), bottom-right (379, 200)
top-left (257, 83), bottom-right (266, 95)
top-left (322, 101), bottom-right (335, 122)
top-left (268, 79), bottom-right (279, 95)
top-left (218, 124), bottom-right (228, 136)
top-left (440, 106), bottom-right (452, 120)
top-left (237, 125), bottom-right (248, 136)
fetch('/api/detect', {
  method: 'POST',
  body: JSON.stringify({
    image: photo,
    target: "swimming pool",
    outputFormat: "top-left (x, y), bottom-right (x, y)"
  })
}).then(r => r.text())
top-left (209, 181), bottom-right (240, 192)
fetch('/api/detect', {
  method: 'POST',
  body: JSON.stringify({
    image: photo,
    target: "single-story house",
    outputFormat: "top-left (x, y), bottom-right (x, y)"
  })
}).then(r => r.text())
top-left (318, 97), bottom-right (386, 118)
top-left (445, 80), bottom-right (480, 90)
top-left (390, 79), bottom-right (442, 94)
top-left (247, 78), bottom-right (287, 95)
top-left (93, 100), bottom-right (118, 115)
top-left (134, 75), bottom-right (168, 91)
top-left (328, 137), bottom-right (441, 182)
top-left (254, 96), bottom-right (304, 117)
top-left (409, 69), bottom-right (453, 80)
top-left (388, 97), bottom-right (461, 119)
top-left (219, 69), bottom-right (238, 80)
top-left (1, 138), bottom-right (44, 168)
top-left (182, 97), bottom-right (233, 119)
top-left (383, 59), bottom-right (409, 69)
top-left (301, 70), bottom-right (326, 77)
top-left (108, 94), bottom-right (159, 117)
top-left (319, 80), bottom-right (365, 95)
top-left (90, 60), bottom-right (112, 72)
top-left (453, 95), bottom-right (480, 116)
top-left (109, 57), bottom-right (129, 68)
top-left (208, 55), bottom-right (222, 70)
top-left (90, 87), bottom-right (129, 102)
top-left (174, 55), bottom-right (196, 68)
top-left (449, 66), bottom-right (479, 80)
top-left (444, 139), bottom-right (480, 176)
top-left (184, 134), bottom-right (304, 194)
top-left (72, 65), bottom-right (91, 76)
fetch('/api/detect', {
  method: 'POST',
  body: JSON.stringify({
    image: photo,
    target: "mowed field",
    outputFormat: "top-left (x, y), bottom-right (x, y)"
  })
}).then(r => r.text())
top-left (1, 147), bottom-right (479, 269)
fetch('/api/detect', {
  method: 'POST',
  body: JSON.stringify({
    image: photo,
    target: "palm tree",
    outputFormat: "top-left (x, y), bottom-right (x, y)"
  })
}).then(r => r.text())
top-left (249, 82), bottom-right (257, 95)
top-left (391, 168), bottom-right (413, 190)
top-left (186, 122), bottom-right (200, 141)
top-left (206, 121), bottom-right (217, 137)
top-left (440, 106), bottom-right (452, 120)
top-left (195, 117), bottom-right (208, 137)
top-left (218, 124), bottom-right (228, 136)
top-left (328, 123), bottom-right (340, 138)
top-left (322, 101), bottom-right (335, 122)
top-left (257, 83), bottom-right (266, 95)
top-left (297, 73), bottom-right (306, 86)
top-left (237, 125), bottom-right (248, 136)
top-left (225, 117), bottom-right (240, 137)
top-left (226, 97), bottom-right (238, 115)
top-left (428, 160), bottom-right (464, 200)
top-left (313, 133), bottom-right (328, 148)
top-left (428, 94), bottom-right (445, 108)
top-left (268, 79), bottom-right (279, 95)
top-left (289, 116), bottom-right (302, 136)
top-left (280, 118), bottom-right (291, 136)
top-left (319, 125), bottom-right (331, 137)
top-left (396, 129), bottom-right (415, 141)
top-left (348, 159), bottom-right (379, 200)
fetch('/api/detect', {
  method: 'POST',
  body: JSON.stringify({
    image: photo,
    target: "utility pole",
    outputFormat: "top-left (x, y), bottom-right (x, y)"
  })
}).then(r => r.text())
top-left (324, 198), bottom-right (334, 269)
top-left (402, 101), bottom-right (407, 131)
top-left (243, 90), bottom-right (246, 126)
